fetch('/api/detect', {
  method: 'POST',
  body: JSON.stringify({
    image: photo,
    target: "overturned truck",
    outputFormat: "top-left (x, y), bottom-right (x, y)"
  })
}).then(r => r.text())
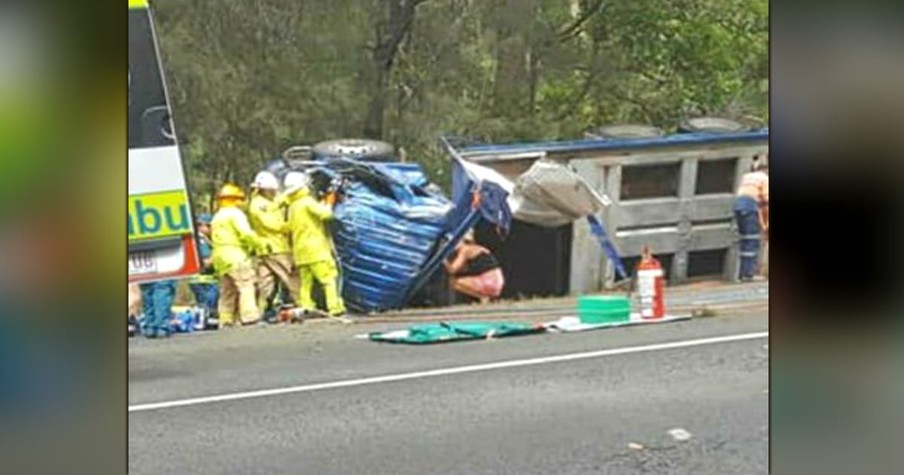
top-left (263, 138), bottom-right (614, 315)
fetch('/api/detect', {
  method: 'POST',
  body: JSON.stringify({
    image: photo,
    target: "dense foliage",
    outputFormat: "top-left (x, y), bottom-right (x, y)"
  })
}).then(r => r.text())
top-left (153, 0), bottom-right (767, 200)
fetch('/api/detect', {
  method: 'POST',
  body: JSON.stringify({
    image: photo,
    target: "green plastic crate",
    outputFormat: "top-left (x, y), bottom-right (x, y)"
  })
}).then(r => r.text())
top-left (577, 295), bottom-right (631, 324)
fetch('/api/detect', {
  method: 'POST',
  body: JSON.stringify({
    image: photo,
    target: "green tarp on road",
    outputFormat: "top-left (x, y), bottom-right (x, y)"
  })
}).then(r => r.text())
top-left (363, 321), bottom-right (546, 344)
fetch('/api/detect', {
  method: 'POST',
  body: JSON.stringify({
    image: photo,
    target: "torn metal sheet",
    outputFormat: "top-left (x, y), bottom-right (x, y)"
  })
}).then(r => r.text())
top-left (450, 156), bottom-right (611, 228)
top-left (512, 159), bottom-right (610, 226)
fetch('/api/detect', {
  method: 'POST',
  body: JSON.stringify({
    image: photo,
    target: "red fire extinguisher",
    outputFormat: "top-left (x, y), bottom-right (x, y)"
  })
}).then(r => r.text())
top-left (636, 246), bottom-right (665, 319)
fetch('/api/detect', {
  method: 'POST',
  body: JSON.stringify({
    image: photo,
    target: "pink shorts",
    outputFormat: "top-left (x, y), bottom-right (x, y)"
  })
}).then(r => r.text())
top-left (458, 268), bottom-right (505, 298)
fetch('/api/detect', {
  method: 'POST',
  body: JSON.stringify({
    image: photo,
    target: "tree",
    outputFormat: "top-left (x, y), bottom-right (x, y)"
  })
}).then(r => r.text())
top-left (364, 0), bottom-right (432, 139)
top-left (152, 0), bottom-right (768, 193)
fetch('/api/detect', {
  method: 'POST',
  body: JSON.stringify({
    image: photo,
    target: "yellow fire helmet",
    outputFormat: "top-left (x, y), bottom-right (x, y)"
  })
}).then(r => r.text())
top-left (217, 183), bottom-right (246, 200)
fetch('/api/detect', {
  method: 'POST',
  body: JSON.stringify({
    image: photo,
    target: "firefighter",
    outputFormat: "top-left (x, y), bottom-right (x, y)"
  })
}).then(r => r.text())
top-left (248, 171), bottom-right (298, 316)
top-left (283, 172), bottom-right (346, 318)
top-left (733, 156), bottom-right (769, 281)
top-left (188, 213), bottom-right (219, 323)
top-left (211, 183), bottom-right (266, 327)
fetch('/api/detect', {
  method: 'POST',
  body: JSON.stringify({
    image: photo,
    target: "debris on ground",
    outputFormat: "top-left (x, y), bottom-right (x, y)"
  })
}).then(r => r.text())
top-left (544, 313), bottom-right (691, 333)
top-left (692, 307), bottom-right (717, 318)
top-left (667, 428), bottom-right (693, 442)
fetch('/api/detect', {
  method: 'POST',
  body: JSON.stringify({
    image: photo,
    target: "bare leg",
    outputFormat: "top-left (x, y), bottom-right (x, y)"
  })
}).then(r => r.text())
top-left (452, 278), bottom-right (486, 300)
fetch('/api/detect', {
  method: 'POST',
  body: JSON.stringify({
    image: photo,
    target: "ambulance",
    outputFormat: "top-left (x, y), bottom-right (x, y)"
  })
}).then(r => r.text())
top-left (128, 0), bottom-right (200, 282)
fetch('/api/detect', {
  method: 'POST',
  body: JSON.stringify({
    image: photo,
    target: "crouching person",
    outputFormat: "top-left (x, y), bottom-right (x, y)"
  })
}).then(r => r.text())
top-left (283, 172), bottom-right (346, 319)
top-left (444, 230), bottom-right (505, 304)
top-left (211, 183), bottom-right (266, 328)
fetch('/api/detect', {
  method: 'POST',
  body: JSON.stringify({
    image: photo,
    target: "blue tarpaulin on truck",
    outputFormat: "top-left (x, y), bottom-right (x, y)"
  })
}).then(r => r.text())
top-left (324, 161), bottom-right (455, 313)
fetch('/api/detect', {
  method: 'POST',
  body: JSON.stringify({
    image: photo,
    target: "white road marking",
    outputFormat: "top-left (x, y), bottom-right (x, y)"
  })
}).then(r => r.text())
top-left (129, 331), bottom-right (768, 413)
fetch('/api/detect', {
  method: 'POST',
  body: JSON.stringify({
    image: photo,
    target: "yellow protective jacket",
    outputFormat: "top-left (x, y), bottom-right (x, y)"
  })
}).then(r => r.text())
top-left (210, 205), bottom-right (265, 276)
top-left (287, 189), bottom-right (336, 265)
top-left (248, 193), bottom-right (291, 255)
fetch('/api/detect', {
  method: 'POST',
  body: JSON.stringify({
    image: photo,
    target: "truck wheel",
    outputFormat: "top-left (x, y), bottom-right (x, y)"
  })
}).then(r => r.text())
top-left (678, 117), bottom-right (748, 134)
top-left (313, 139), bottom-right (395, 161)
top-left (584, 124), bottom-right (664, 139)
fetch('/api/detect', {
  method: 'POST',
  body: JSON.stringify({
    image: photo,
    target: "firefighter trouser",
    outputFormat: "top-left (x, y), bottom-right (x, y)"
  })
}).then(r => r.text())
top-left (255, 253), bottom-right (298, 312)
top-left (734, 196), bottom-right (761, 279)
top-left (298, 260), bottom-right (345, 315)
top-left (218, 262), bottom-right (259, 326)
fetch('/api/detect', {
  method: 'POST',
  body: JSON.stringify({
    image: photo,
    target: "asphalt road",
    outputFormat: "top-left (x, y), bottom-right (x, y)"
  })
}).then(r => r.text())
top-left (129, 310), bottom-right (768, 474)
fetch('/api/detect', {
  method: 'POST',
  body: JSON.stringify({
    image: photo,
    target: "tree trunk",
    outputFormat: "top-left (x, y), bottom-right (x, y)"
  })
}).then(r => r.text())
top-left (527, 48), bottom-right (538, 116)
top-left (364, 63), bottom-right (389, 139)
top-left (492, 36), bottom-right (525, 115)
top-left (363, 0), bottom-right (426, 140)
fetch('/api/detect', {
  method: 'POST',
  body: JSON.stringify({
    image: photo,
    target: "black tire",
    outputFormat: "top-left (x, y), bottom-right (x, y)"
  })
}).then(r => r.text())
top-left (584, 124), bottom-right (664, 139)
top-left (678, 117), bottom-right (748, 134)
top-left (313, 138), bottom-right (395, 161)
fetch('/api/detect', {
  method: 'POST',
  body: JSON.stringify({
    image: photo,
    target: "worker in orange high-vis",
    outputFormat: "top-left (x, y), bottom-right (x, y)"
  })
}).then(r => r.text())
top-left (733, 156), bottom-right (769, 282)
top-left (210, 183), bottom-right (267, 327)
top-left (283, 172), bottom-right (347, 318)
